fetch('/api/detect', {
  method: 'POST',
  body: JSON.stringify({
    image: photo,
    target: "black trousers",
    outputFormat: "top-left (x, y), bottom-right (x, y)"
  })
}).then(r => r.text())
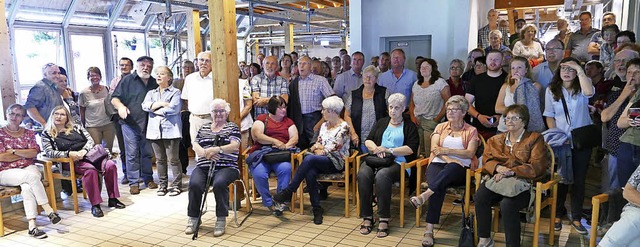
top-left (187, 166), bottom-right (239, 218)
top-left (357, 162), bottom-right (402, 218)
top-left (179, 111), bottom-right (191, 173)
top-left (475, 182), bottom-right (530, 247)
top-left (425, 162), bottom-right (466, 224)
top-left (556, 147), bottom-right (592, 221)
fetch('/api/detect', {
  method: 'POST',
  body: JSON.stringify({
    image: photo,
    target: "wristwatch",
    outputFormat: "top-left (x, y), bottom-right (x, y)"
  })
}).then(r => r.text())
top-left (11, 149), bottom-right (16, 155)
top-left (218, 147), bottom-right (224, 154)
top-left (389, 148), bottom-right (394, 155)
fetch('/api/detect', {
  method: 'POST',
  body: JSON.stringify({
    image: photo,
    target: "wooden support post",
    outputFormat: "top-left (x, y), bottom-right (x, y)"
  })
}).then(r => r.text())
top-left (517, 9), bottom-right (525, 20)
top-left (284, 23), bottom-right (294, 53)
top-left (253, 42), bottom-right (259, 63)
top-left (187, 10), bottom-right (202, 61)
top-left (0, 0), bottom-right (17, 112)
top-left (507, 8), bottom-right (516, 35)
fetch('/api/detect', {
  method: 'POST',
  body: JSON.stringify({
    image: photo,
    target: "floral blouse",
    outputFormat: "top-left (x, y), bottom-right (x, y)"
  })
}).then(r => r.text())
top-left (317, 121), bottom-right (351, 161)
top-left (0, 128), bottom-right (40, 172)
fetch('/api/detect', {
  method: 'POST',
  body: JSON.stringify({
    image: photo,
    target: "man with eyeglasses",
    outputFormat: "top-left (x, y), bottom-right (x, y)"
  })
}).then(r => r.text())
top-left (565, 11), bottom-right (600, 63)
top-left (108, 57), bottom-right (133, 184)
top-left (111, 56), bottom-right (159, 195)
top-left (465, 50), bottom-right (505, 140)
top-left (533, 39), bottom-right (564, 102)
top-left (24, 63), bottom-right (64, 128)
top-left (461, 48), bottom-right (485, 84)
top-left (182, 51), bottom-right (215, 145)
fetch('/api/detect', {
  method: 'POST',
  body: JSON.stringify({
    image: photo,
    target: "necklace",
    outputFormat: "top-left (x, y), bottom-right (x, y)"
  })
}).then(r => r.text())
top-left (90, 86), bottom-right (102, 94)
top-left (4, 126), bottom-right (21, 133)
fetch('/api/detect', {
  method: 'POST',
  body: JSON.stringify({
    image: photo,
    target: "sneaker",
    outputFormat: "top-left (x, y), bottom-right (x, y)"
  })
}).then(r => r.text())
top-left (213, 220), bottom-right (226, 237)
top-left (554, 222), bottom-right (562, 231)
top-left (312, 207), bottom-right (324, 225)
top-left (28, 228), bottom-right (48, 239)
top-left (572, 222), bottom-right (588, 235)
top-left (147, 181), bottom-right (158, 189)
top-left (120, 177), bottom-right (129, 185)
top-left (48, 212), bottom-right (61, 224)
top-left (130, 185), bottom-right (140, 195)
top-left (184, 217), bottom-right (199, 235)
top-left (167, 187), bottom-right (182, 197)
top-left (273, 189), bottom-right (293, 204)
top-left (270, 203), bottom-right (284, 216)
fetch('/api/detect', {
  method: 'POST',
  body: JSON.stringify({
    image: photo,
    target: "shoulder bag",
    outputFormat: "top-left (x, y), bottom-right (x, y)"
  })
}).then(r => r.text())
top-left (484, 175), bottom-right (531, 197)
top-left (261, 116), bottom-right (292, 164)
top-left (559, 95), bottom-right (601, 150)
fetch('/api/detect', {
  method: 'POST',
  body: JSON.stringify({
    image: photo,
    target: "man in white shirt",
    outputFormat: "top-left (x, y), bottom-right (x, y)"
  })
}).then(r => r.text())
top-left (181, 51), bottom-right (214, 143)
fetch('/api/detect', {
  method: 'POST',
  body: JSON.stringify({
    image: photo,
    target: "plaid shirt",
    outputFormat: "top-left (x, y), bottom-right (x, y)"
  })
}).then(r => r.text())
top-left (298, 74), bottom-right (335, 114)
top-left (478, 25), bottom-right (510, 48)
top-left (251, 74), bottom-right (289, 115)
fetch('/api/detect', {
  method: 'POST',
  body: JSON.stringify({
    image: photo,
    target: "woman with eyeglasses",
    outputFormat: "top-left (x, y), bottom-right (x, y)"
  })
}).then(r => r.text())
top-left (446, 59), bottom-right (467, 96)
top-left (543, 57), bottom-right (595, 234)
top-left (475, 104), bottom-right (549, 247)
top-left (409, 95), bottom-right (478, 247)
top-left (0, 104), bottom-right (61, 239)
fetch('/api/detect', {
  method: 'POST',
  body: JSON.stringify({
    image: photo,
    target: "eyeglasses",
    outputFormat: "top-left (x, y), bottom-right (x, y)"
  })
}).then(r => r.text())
top-left (53, 112), bottom-right (67, 117)
top-left (211, 109), bottom-right (227, 114)
top-left (198, 58), bottom-right (211, 64)
top-left (546, 48), bottom-right (563, 51)
top-left (8, 113), bottom-right (24, 117)
top-left (503, 116), bottom-right (523, 122)
top-left (446, 108), bottom-right (463, 113)
top-left (560, 66), bottom-right (576, 72)
top-left (450, 66), bottom-right (462, 71)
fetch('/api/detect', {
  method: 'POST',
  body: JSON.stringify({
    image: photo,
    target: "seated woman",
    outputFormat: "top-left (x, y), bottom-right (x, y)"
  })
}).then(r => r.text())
top-left (409, 95), bottom-right (479, 246)
top-left (185, 99), bottom-right (241, 237)
top-left (0, 104), bottom-right (61, 239)
top-left (273, 96), bottom-right (351, 225)
top-left (475, 104), bottom-right (549, 247)
top-left (42, 106), bottom-right (124, 218)
top-left (142, 66), bottom-right (183, 196)
top-left (600, 164), bottom-right (640, 246)
top-left (247, 96), bottom-right (298, 216)
top-left (358, 93), bottom-right (419, 238)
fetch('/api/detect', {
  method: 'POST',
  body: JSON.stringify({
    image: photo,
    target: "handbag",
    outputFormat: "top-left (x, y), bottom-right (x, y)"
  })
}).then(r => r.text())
top-left (362, 152), bottom-right (395, 169)
top-left (261, 116), bottom-right (291, 164)
top-left (559, 95), bottom-right (601, 150)
top-left (83, 145), bottom-right (109, 166)
top-left (484, 175), bottom-right (531, 197)
top-left (50, 128), bottom-right (87, 151)
top-left (458, 203), bottom-right (475, 247)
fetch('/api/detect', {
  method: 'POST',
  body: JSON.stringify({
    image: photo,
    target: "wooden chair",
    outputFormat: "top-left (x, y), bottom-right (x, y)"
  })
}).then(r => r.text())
top-left (295, 150), bottom-right (359, 217)
top-left (473, 142), bottom-right (558, 247)
top-left (240, 149), bottom-right (296, 212)
top-left (39, 156), bottom-right (87, 214)
top-left (589, 193), bottom-right (609, 247)
top-left (354, 155), bottom-right (422, 228)
top-left (0, 159), bottom-right (56, 236)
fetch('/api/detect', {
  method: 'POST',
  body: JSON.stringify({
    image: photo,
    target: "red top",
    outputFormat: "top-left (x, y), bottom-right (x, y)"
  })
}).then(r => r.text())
top-left (249, 114), bottom-right (294, 153)
top-left (0, 128), bottom-right (41, 172)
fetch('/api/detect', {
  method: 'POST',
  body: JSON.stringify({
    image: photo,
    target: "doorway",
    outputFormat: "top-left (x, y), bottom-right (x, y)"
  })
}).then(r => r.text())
top-left (381, 35), bottom-right (432, 72)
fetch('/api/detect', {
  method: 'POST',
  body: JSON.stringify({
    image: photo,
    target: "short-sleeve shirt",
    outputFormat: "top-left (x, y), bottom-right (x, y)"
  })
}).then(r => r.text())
top-left (543, 87), bottom-right (594, 139)
top-left (466, 72), bottom-right (507, 130)
top-left (604, 78), bottom-right (629, 156)
top-left (512, 41), bottom-right (544, 60)
top-left (297, 74), bottom-right (334, 114)
top-left (79, 85), bottom-right (111, 128)
top-left (181, 72), bottom-right (214, 115)
top-left (412, 78), bottom-right (448, 119)
top-left (195, 122), bottom-right (241, 169)
top-left (377, 68), bottom-right (418, 107)
top-left (447, 78), bottom-right (467, 97)
top-left (627, 165), bottom-right (640, 207)
top-left (381, 123), bottom-right (407, 164)
top-left (0, 128), bottom-right (41, 172)
top-left (251, 114), bottom-right (294, 151)
top-left (317, 121), bottom-right (351, 162)
top-left (251, 74), bottom-right (289, 116)
top-left (619, 91), bottom-right (640, 146)
top-left (239, 79), bottom-right (254, 131)
top-left (566, 28), bottom-right (600, 63)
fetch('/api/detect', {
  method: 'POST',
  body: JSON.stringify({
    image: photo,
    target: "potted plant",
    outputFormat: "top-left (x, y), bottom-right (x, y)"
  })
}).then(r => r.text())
top-left (123, 37), bottom-right (138, 50)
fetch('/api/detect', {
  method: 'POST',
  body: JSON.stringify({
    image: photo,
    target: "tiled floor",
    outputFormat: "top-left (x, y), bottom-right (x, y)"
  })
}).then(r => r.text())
top-left (1, 160), bottom-right (605, 247)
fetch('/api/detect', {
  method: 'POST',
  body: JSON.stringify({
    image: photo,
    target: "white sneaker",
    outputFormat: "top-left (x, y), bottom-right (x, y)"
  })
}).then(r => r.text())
top-left (184, 217), bottom-right (199, 235)
top-left (213, 221), bottom-right (226, 237)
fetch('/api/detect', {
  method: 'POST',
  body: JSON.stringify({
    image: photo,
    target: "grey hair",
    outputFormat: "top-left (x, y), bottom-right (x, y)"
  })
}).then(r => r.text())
top-left (387, 93), bottom-right (406, 109)
top-left (489, 29), bottom-right (503, 39)
top-left (6, 103), bottom-right (27, 116)
top-left (446, 95), bottom-right (469, 112)
top-left (450, 59), bottom-right (465, 67)
top-left (362, 65), bottom-right (380, 78)
top-left (321, 96), bottom-right (344, 113)
top-left (210, 98), bottom-right (231, 114)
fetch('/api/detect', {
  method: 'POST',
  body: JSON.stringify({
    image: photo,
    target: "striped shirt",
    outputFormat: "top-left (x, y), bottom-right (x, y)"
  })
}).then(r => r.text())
top-left (298, 74), bottom-right (335, 114)
top-left (195, 122), bottom-right (241, 169)
top-left (251, 74), bottom-right (289, 116)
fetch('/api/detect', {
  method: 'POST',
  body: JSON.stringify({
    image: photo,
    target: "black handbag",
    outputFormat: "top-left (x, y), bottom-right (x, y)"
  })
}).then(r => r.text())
top-left (559, 95), bottom-right (601, 150)
top-left (362, 152), bottom-right (395, 168)
top-left (261, 116), bottom-right (292, 164)
top-left (458, 199), bottom-right (475, 247)
top-left (51, 128), bottom-right (88, 151)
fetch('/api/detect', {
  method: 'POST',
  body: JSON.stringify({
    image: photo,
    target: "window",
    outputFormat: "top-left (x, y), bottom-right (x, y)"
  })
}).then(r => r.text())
top-left (69, 34), bottom-right (106, 91)
top-left (112, 31), bottom-right (146, 75)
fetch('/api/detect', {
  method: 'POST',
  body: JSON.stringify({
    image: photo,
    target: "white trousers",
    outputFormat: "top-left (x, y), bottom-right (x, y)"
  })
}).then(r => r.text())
top-left (189, 114), bottom-right (212, 145)
top-left (0, 165), bottom-right (49, 219)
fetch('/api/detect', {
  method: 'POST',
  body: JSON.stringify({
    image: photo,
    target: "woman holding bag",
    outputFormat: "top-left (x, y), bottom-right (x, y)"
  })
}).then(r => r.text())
top-left (42, 106), bottom-right (125, 218)
top-left (543, 57), bottom-right (594, 234)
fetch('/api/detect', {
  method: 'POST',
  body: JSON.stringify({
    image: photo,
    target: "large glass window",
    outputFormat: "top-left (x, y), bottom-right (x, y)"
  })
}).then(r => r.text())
top-left (112, 31), bottom-right (146, 76)
top-left (69, 34), bottom-right (106, 91)
top-left (13, 29), bottom-right (65, 103)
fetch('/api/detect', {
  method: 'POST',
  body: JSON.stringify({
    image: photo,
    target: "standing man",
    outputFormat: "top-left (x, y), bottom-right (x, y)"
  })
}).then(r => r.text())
top-left (111, 56), bottom-right (159, 194)
top-left (509, 18), bottom-right (526, 48)
top-left (341, 54), bottom-right (352, 74)
top-left (333, 51), bottom-right (365, 99)
top-left (378, 52), bottom-right (391, 73)
top-left (377, 48), bottom-right (418, 107)
top-left (257, 53), bottom-right (266, 69)
top-left (533, 39), bottom-right (565, 101)
top-left (565, 11), bottom-right (600, 63)
top-left (251, 55), bottom-right (289, 116)
top-left (109, 57), bottom-right (133, 184)
top-left (172, 59), bottom-right (196, 174)
top-left (478, 9), bottom-right (510, 49)
top-left (182, 52), bottom-right (214, 145)
top-left (465, 50), bottom-right (505, 140)
top-left (588, 12), bottom-right (617, 58)
top-left (24, 63), bottom-right (64, 128)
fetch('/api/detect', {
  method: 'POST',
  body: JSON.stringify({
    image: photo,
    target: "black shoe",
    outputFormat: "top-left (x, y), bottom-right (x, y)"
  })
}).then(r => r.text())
top-left (572, 222), bottom-right (588, 235)
top-left (312, 207), bottom-right (324, 225)
top-left (108, 198), bottom-right (126, 209)
top-left (554, 222), bottom-right (562, 231)
top-left (28, 228), bottom-right (48, 239)
top-left (319, 188), bottom-right (328, 200)
top-left (48, 212), bottom-right (61, 224)
top-left (91, 205), bottom-right (104, 218)
top-left (273, 189), bottom-right (293, 204)
top-left (76, 180), bottom-right (83, 193)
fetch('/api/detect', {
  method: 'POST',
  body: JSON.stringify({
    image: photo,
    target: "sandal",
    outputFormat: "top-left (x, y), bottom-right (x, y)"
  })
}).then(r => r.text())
top-left (422, 231), bottom-right (434, 247)
top-left (168, 187), bottom-right (181, 197)
top-left (410, 195), bottom-right (425, 209)
top-left (376, 220), bottom-right (389, 238)
top-left (359, 218), bottom-right (375, 235)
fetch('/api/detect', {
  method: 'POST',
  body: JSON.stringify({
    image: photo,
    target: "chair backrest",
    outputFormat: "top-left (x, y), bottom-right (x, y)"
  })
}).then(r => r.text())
top-left (545, 142), bottom-right (556, 179)
top-left (470, 135), bottom-right (486, 171)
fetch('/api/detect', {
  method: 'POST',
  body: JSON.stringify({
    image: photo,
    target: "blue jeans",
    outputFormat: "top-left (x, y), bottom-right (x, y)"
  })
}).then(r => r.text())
top-left (617, 142), bottom-right (640, 186)
top-left (302, 111), bottom-right (322, 145)
top-left (608, 155), bottom-right (621, 189)
top-left (249, 161), bottom-right (292, 207)
top-left (120, 123), bottom-right (154, 186)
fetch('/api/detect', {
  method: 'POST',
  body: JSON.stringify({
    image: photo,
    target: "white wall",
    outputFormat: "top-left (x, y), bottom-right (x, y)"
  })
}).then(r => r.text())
top-left (350, 0), bottom-right (493, 77)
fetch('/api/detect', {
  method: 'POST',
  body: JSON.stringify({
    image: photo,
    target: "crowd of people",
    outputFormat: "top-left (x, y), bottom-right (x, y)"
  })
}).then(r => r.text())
top-left (1, 8), bottom-right (639, 246)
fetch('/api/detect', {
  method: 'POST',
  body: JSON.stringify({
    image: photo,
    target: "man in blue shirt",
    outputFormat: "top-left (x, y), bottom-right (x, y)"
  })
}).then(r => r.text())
top-left (377, 48), bottom-right (417, 107)
top-left (333, 51), bottom-right (364, 99)
top-left (24, 63), bottom-right (64, 128)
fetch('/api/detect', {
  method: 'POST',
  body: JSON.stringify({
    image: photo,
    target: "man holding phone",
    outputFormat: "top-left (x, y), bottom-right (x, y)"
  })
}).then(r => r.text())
top-left (465, 50), bottom-right (505, 140)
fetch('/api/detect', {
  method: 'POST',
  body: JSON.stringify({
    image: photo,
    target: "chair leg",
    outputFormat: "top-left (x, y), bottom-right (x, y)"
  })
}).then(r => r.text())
top-left (416, 165), bottom-right (423, 228)
top-left (550, 184), bottom-right (558, 246)
top-left (230, 180), bottom-right (252, 227)
top-left (0, 205), bottom-right (4, 237)
top-left (590, 194), bottom-right (609, 247)
top-left (534, 187), bottom-right (542, 247)
top-left (299, 182), bottom-right (304, 215)
top-left (400, 171), bottom-right (405, 228)
top-left (492, 207), bottom-right (500, 232)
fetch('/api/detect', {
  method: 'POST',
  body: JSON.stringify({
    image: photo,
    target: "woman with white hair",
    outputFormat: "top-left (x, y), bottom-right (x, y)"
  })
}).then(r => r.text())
top-left (274, 96), bottom-right (351, 225)
top-left (185, 99), bottom-right (241, 237)
top-left (410, 95), bottom-right (479, 247)
top-left (357, 93), bottom-right (420, 238)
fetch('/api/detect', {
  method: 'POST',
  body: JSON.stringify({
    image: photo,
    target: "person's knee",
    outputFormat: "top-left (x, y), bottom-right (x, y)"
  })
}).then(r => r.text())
top-left (252, 167), bottom-right (269, 181)
top-left (212, 180), bottom-right (230, 193)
